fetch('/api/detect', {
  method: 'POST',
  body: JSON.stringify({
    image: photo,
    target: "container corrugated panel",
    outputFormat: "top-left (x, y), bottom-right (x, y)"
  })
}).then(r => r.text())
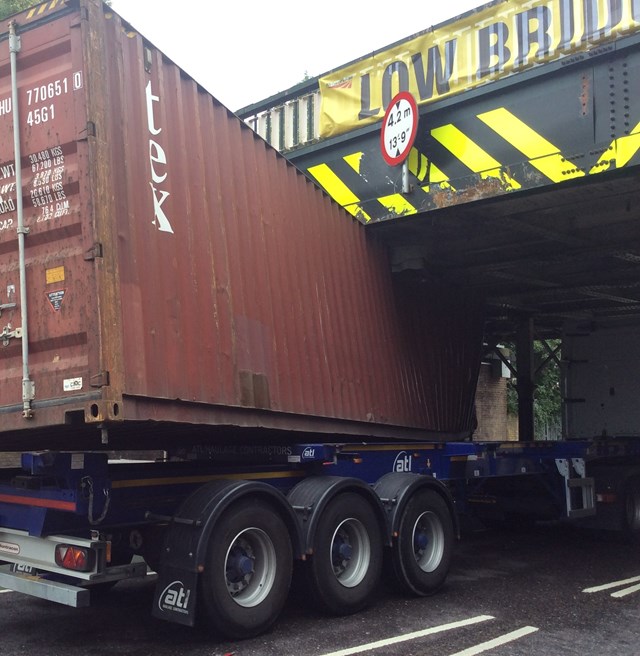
top-left (0, 0), bottom-right (483, 450)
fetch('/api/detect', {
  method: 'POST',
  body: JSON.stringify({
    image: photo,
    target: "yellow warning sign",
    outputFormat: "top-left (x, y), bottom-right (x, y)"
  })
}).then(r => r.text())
top-left (46, 266), bottom-right (65, 285)
top-left (319, 0), bottom-right (640, 139)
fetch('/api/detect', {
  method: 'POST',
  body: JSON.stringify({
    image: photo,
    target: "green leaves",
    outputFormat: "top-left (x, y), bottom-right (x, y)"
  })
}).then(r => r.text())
top-left (0, 0), bottom-right (111, 21)
top-left (0, 0), bottom-right (37, 21)
top-left (507, 339), bottom-right (562, 439)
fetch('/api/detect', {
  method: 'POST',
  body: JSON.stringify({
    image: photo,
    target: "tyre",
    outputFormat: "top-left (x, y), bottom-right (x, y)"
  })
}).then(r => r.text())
top-left (198, 498), bottom-right (292, 639)
top-left (306, 492), bottom-right (383, 615)
top-left (624, 479), bottom-right (640, 544)
top-left (390, 489), bottom-right (454, 596)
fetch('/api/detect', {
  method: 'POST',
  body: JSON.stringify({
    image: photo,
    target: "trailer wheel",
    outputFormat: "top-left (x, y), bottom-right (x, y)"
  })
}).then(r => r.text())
top-left (624, 479), bottom-right (640, 544)
top-left (199, 498), bottom-right (292, 639)
top-left (390, 489), bottom-right (453, 596)
top-left (306, 492), bottom-right (382, 615)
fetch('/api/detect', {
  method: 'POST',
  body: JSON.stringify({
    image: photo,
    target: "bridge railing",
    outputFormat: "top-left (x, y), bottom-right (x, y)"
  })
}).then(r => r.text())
top-left (242, 90), bottom-right (322, 152)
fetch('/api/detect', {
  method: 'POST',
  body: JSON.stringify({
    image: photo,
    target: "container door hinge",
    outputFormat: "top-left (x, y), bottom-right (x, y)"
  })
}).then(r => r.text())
top-left (84, 243), bottom-right (103, 261)
top-left (90, 371), bottom-right (110, 388)
top-left (1, 324), bottom-right (22, 346)
top-left (78, 122), bottom-right (96, 141)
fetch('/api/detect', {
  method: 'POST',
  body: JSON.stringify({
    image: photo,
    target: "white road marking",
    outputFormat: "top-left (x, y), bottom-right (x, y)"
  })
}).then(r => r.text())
top-left (583, 575), bottom-right (640, 594)
top-left (448, 626), bottom-right (540, 656)
top-left (319, 615), bottom-right (494, 656)
top-left (611, 583), bottom-right (640, 598)
top-left (0, 589), bottom-right (12, 594)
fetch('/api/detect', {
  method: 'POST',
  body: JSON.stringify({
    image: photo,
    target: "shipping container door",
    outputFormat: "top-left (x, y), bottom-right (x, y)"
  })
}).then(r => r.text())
top-left (0, 9), bottom-right (101, 425)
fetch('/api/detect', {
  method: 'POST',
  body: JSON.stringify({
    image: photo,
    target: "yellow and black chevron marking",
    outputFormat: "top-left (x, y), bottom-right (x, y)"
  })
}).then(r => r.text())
top-left (304, 108), bottom-right (640, 224)
top-left (307, 157), bottom-right (373, 223)
top-left (477, 108), bottom-right (584, 184)
top-left (25, 0), bottom-right (64, 20)
top-left (430, 122), bottom-right (522, 191)
top-left (308, 148), bottom-right (451, 222)
top-left (590, 120), bottom-right (640, 174)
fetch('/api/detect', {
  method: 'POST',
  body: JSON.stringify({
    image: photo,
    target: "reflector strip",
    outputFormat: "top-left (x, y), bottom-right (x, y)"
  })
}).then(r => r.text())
top-left (307, 163), bottom-right (372, 222)
top-left (351, 443), bottom-right (441, 451)
top-left (431, 124), bottom-right (521, 190)
top-left (477, 108), bottom-right (584, 183)
top-left (0, 494), bottom-right (76, 512)
top-left (112, 469), bottom-right (306, 490)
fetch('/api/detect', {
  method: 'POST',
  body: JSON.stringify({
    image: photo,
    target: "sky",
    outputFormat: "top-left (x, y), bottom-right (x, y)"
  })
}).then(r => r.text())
top-left (109, 0), bottom-right (485, 111)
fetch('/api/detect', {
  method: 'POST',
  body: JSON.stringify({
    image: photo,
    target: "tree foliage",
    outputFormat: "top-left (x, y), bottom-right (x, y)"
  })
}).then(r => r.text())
top-left (0, 0), bottom-right (111, 21)
top-left (0, 0), bottom-right (35, 20)
top-left (507, 339), bottom-right (562, 439)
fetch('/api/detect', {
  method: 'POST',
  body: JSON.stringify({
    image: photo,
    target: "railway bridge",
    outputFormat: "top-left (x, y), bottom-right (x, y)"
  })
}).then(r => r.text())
top-left (239, 0), bottom-right (640, 439)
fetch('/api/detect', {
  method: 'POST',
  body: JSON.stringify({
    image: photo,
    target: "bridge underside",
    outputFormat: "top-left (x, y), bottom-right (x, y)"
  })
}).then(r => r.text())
top-left (370, 167), bottom-right (640, 343)
top-left (282, 34), bottom-right (640, 344)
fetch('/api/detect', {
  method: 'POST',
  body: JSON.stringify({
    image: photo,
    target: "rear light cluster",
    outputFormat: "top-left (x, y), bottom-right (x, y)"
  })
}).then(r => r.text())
top-left (55, 545), bottom-right (95, 572)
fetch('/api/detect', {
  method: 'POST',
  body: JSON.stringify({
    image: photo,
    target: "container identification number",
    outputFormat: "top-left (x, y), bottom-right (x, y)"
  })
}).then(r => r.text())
top-left (26, 78), bottom-right (68, 106)
top-left (27, 104), bottom-right (55, 127)
top-left (24, 73), bottom-right (81, 128)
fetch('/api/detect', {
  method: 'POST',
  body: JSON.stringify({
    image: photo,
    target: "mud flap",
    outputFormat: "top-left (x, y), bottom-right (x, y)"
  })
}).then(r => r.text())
top-left (152, 565), bottom-right (199, 626)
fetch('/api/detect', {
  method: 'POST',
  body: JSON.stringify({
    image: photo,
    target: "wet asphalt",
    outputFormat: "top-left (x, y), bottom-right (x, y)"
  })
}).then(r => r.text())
top-left (1, 523), bottom-right (638, 656)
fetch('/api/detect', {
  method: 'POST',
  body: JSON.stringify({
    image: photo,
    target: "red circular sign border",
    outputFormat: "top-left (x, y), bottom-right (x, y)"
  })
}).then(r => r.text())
top-left (380, 91), bottom-right (419, 167)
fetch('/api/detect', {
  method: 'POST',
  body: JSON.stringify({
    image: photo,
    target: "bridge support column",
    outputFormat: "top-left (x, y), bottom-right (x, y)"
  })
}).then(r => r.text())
top-left (516, 317), bottom-right (535, 442)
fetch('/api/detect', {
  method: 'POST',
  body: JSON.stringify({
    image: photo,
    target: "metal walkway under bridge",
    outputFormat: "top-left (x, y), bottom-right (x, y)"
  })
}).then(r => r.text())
top-left (238, 1), bottom-right (640, 346)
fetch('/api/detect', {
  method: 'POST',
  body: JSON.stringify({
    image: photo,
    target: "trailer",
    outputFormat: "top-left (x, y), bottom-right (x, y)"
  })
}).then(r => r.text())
top-left (0, 437), bottom-right (597, 638)
top-left (1, 0), bottom-right (640, 642)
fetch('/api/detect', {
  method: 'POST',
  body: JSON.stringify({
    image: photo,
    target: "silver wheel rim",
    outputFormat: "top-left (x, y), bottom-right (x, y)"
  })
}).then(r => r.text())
top-left (412, 511), bottom-right (444, 573)
top-left (330, 518), bottom-right (370, 588)
top-left (224, 527), bottom-right (276, 607)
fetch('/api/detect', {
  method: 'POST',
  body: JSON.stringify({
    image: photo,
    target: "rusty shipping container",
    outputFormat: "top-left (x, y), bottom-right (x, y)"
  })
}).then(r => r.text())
top-left (0, 0), bottom-right (484, 451)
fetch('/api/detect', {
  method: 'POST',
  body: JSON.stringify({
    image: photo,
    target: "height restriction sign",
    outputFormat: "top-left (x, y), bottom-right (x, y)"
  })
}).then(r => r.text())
top-left (380, 91), bottom-right (418, 167)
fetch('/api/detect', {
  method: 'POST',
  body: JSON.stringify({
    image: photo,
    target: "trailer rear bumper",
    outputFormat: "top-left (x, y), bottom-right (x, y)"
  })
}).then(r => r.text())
top-left (0, 564), bottom-right (91, 607)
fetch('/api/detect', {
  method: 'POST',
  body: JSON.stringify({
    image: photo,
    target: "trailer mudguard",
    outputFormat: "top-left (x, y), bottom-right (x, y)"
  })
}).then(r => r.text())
top-left (287, 476), bottom-right (390, 552)
top-left (152, 479), bottom-right (302, 627)
top-left (373, 472), bottom-right (460, 540)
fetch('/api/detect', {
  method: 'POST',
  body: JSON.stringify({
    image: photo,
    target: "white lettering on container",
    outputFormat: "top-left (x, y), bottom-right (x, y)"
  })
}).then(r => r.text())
top-left (145, 81), bottom-right (173, 234)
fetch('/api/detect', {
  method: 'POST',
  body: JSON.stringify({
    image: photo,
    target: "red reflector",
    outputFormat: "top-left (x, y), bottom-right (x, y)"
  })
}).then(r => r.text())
top-left (596, 493), bottom-right (617, 504)
top-left (55, 545), bottom-right (93, 572)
